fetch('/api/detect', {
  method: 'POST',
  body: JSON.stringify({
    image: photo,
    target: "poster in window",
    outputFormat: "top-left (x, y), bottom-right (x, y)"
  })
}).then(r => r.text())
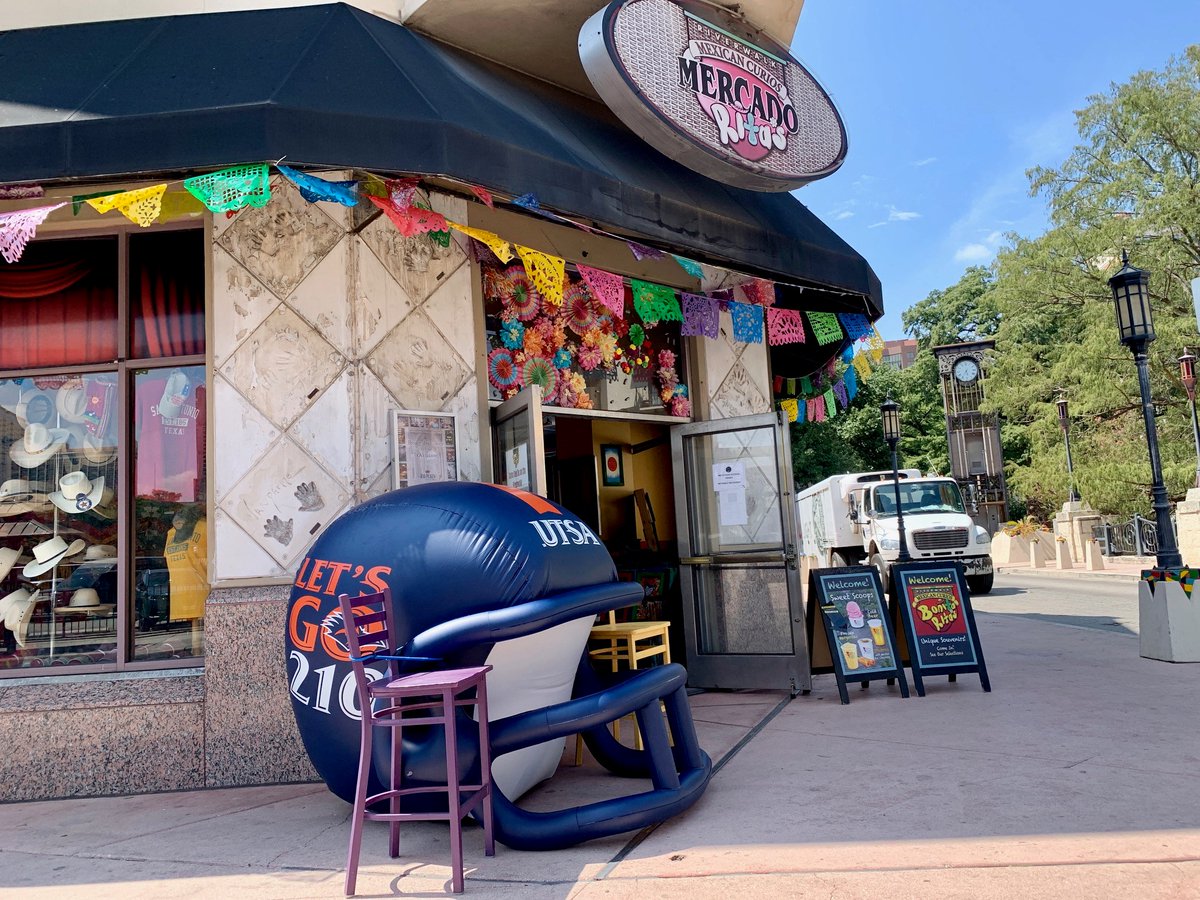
top-left (390, 410), bottom-right (457, 490)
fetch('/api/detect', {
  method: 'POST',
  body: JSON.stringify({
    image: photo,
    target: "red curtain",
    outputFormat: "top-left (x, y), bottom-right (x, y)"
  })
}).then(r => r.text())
top-left (0, 241), bottom-right (118, 369)
top-left (131, 231), bottom-right (204, 359)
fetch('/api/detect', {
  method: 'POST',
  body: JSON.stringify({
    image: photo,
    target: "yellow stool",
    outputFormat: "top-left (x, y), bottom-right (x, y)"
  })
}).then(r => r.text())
top-left (574, 614), bottom-right (670, 764)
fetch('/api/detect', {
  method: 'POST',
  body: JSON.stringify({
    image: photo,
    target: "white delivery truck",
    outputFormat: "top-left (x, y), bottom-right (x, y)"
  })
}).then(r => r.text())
top-left (797, 469), bottom-right (994, 594)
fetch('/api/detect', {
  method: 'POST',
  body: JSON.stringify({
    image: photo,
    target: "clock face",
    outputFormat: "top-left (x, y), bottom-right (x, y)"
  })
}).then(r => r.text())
top-left (953, 358), bottom-right (980, 382)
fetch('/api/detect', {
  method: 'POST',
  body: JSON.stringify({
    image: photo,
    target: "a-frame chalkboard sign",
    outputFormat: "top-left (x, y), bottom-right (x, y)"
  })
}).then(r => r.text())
top-left (807, 566), bottom-right (909, 704)
top-left (889, 560), bottom-right (991, 696)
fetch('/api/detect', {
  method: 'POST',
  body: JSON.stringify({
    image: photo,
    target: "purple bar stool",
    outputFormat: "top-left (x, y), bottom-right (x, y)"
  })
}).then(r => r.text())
top-left (339, 590), bottom-right (495, 895)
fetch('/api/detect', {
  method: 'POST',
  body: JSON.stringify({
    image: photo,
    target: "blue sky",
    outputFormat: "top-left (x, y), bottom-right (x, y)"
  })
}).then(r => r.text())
top-left (790, 1), bottom-right (1198, 341)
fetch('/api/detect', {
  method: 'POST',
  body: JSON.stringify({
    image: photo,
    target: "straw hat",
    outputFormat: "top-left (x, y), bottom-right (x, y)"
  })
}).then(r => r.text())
top-left (0, 479), bottom-right (52, 517)
top-left (0, 546), bottom-right (20, 582)
top-left (3, 588), bottom-right (40, 647)
top-left (49, 472), bottom-right (106, 515)
top-left (15, 388), bottom-right (55, 428)
top-left (63, 587), bottom-right (115, 615)
top-left (0, 381), bottom-right (21, 414)
top-left (0, 586), bottom-right (28, 623)
top-left (11, 423), bottom-right (70, 469)
top-left (85, 544), bottom-right (117, 561)
top-left (55, 381), bottom-right (90, 424)
top-left (22, 536), bottom-right (86, 579)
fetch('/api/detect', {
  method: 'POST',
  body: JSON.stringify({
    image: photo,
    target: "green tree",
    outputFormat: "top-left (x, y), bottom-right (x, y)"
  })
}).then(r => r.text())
top-left (985, 45), bottom-right (1200, 518)
top-left (902, 266), bottom-right (999, 348)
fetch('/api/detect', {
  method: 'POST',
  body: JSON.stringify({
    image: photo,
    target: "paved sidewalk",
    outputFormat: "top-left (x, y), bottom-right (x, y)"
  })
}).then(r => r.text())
top-left (3, 587), bottom-right (1199, 898)
top-left (996, 556), bottom-right (1150, 582)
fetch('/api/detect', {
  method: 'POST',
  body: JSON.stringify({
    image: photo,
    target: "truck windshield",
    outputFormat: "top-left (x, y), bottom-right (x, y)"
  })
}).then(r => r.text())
top-left (872, 481), bottom-right (965, 516)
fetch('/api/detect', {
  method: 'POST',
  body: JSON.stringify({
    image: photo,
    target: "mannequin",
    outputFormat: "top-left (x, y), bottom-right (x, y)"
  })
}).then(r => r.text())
top-left (163, 507), bottom-right (208, 635)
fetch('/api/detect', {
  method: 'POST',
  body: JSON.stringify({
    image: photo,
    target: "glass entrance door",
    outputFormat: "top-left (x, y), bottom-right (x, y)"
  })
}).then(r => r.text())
top-left (671, 411), bottom-right (810, 694)
top-left (491, 385), bottom-right (546, 495)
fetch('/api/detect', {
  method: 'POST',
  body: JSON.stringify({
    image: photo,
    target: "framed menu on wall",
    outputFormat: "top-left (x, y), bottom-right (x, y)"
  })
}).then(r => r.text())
top-left (890, 561), bottom-right (991, 696)
top-left (807, 566), bottom-right (909, 704)
top-left (390, 410), bottom-right (457, 490)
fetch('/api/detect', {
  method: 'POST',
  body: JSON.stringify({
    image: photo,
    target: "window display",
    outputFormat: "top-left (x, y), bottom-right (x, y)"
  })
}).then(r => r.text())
top-left (0, 229), bottom-right (207, 675)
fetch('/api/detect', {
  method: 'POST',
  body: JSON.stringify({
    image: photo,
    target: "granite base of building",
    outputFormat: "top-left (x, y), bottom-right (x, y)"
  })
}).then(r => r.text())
top-left (0, 585), bottom-right (318, 803)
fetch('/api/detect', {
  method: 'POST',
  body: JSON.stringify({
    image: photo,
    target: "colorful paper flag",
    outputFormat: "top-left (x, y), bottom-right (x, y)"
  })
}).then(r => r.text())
top-left (446, 221), bottom-right (514, 263)
top-left (631, 279), bottom-right (682, 323)
top-left (673, 255), bottom-right (703, 278)
top-left (277, 165), bottom-right (359, 207)
top-left (781, 399), bottom-right (799, 422)
top-left (470, 185), bottom-right (494, 208)
top-left (681, 293), bottom-right (719, 338)
top-left (0, 202), bottom-right (65, 263)
top-left (184, 163), bottom-right (270, 213)
top-left (578, 264), bottom-right (625, 318)
top-left (729, 301), bottom-right (764, 343)
top-left (806, 311), bottom-right (844, 346)
top-left (516, 244), bottom-right (565, 306)
top-left (766, 307), bottom-right (806, 345)
top-left (86, 184), bottom-right (167, 227)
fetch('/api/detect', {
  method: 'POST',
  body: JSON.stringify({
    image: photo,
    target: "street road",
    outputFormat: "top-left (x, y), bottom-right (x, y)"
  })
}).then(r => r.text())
top-left (974, 572), bottom-right (1140, 636)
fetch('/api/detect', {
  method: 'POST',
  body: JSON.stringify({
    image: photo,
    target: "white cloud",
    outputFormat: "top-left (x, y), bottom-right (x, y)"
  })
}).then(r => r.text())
top-left (954, 243), bottom-right (992, 263)
top-left (913, 157), bottom-right (938, 167)
top-left (834, 210), bottom-right (854, 220)
top-left (889, 208), bottom-right (921, 222)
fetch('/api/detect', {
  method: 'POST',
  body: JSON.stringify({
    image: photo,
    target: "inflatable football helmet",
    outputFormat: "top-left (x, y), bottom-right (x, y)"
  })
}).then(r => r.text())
top-left (286, 481), bottom-right (712, 850)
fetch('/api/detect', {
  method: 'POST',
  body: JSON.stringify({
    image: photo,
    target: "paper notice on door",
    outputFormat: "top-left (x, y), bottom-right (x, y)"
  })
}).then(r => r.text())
top-left (712, 461), bottom-right (746, 491)
top-left (506, 442), bottom-right (530, 491)
top-left (718, 487), bottom-right (748, 526)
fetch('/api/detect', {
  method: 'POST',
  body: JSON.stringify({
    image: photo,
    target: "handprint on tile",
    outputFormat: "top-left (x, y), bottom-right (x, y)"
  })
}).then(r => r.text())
top-left (264, 515), bottom-right (294, 545)
top-left (295, 481), bottom-right (324, 512)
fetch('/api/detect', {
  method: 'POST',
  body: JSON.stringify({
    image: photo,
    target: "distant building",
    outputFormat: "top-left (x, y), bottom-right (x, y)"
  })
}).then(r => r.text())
top-left (881, 338), bottom-right (918, 369)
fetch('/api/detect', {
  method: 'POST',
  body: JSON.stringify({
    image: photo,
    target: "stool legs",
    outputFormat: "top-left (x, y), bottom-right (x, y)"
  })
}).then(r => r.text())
top-left (345, 716), bottom-right (374, 896)
top-left (475, 686), bottom-right (496, 858)
top-left (389, 720), bottom-right (402, 859)
top-left (443, 688), bottom-right (464, 893)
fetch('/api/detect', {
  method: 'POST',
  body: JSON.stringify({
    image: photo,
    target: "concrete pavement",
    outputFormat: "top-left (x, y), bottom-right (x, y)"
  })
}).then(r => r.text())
top-left (3, 571), bottom-right (1199, 898)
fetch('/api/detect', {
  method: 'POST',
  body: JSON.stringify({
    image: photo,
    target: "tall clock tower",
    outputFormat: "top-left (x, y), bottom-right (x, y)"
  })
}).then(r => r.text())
top-left (933, 340), bottom-right (1008, 534)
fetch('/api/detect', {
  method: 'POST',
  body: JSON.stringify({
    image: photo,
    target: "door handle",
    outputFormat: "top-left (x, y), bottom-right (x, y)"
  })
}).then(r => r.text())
top-left (680, 556), bottom-right (713, 566)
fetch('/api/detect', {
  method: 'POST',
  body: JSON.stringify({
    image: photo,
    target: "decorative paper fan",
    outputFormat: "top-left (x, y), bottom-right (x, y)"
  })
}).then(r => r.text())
top-left (506, 269), bottom-right (542, 321)
top-left (563, 281), bottom-right (598, 335)
top-left (520, 355), bottom-right (559, 400)
top-left (487, 348), bottom-right (518, 390)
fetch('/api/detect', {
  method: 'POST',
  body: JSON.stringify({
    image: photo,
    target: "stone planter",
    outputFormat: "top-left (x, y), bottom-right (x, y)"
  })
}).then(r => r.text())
top-left (1139, 578), bottom-right (1200, 663)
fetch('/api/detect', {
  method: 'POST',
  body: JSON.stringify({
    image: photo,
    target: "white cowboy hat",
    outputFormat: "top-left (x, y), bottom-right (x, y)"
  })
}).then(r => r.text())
top-left (79, 429), bottom-right (117, 465)
top-left (49, 472), bottom-right (106, 515)
top-left (0, 586), bottom-right (28, 623)
top-left (0, 546), bottom-right (20, 582)
top-left (55, 381), bottom-right (90, 424)
top-left (11, 423), bottom-right (70, 469)
top-left (14, 388), bottom-right (56, 428)
top-left (22, 536), bottom-right (86, 579)
top-left (85, 544), bottom-right (117, 561)
top-left (0, 381), bottom-right (22, 414)
top-left (0, 478), bottom-right (51, 501)
top-left (4, 589), bottom-right (40, 647)
top-left (62, 587), bottom-right (114, 615)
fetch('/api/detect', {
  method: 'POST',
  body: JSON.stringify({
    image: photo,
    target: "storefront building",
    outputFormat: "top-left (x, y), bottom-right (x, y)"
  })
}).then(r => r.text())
top-left (0, 0), bottom-right (882, 801)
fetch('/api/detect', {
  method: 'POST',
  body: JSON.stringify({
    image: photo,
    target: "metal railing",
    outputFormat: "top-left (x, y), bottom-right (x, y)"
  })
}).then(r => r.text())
top-left (1092, 515), bottom-right (1161, 557)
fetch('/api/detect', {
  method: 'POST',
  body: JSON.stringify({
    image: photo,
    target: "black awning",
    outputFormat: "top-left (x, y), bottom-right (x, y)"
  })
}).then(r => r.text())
top-left (0, 3), bottom-right (881, 316)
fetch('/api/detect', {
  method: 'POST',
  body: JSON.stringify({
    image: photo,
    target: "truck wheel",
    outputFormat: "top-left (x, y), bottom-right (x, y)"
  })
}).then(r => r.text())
top-left (967, 573), bottom-right (994, 595)
top-left (871, 553), bottom-right (889, 593)
top-left (831, 551), bottom-right (852, 567)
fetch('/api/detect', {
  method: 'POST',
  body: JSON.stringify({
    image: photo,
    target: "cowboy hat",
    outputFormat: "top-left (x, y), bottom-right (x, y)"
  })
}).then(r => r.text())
top-left (0, 479), bottom-right (52, 517)
top-left (62, 587), bottom-right (115, 615)
top-left (85, 544), bottom-right (117, 561)
top-left (22, 536), bottom-right (86, 579)
top-left (55, 381), bottom-right (90, 424)
top-left (11, 423), bottom-right (70, 469)
top-left (78, 429), bottom-right (116, 465)
top-left (14, 388), bottom-right (55, 428)
top-left (0, 381), bottom-right (22, 414)
top-left (4, 589), bottom-right (40, 647)
top-left (0, 586), bottom-right (28, 624)
top-left (0, 546), bottom-right (20, 582)
top-left (49, 472), bottom-right (106, 515)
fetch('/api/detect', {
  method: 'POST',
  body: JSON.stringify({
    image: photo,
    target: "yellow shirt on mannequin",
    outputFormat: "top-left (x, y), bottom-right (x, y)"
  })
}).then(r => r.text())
top-left (164, 518), bottom-right (208, 621)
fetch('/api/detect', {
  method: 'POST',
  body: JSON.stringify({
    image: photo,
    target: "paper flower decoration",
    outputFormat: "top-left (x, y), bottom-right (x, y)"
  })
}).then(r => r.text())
top-left (628, 324), bottom-right (645, 347)
top-left (553, 348), bottom-right (573, 369)
top-left (500, 320), bottom-right (525, 350)
top-left (506, 270), bottom-right (541, 321)
top-left (563, 282), bottom-right (598, 335)
top-left (520, 355), bottom-right (559, 400)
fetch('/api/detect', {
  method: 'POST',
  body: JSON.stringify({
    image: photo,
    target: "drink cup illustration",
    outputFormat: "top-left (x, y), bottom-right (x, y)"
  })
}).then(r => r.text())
top-left (857, 637), bottom-right (875, 664)
top-left (868, 618), bottom-right (885, 645)
top-left (840, 641), bottom-right (859, 670)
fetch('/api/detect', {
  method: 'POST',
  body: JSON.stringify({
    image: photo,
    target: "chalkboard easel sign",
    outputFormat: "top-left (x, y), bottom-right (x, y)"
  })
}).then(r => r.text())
top-left (807, 566), bottom-right (909, 704)
top-left (890, 561), bottom-right (991, 696)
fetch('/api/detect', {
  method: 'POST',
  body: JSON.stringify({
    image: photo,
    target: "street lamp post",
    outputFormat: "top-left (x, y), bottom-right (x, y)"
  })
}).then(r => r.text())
top-left (1109, 251), bottom-right (1183, 569)
top-left (880, 398), bottom-right (911, 563)
top-left (1056, 393), bottom-right (1082, 503)
top-left (1178, 349), bottom-right (1200, 489)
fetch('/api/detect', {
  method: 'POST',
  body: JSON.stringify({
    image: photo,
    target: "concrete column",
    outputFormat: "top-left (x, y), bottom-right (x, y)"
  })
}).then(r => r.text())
top-left (1174, 487), bottom-right (1200, 568)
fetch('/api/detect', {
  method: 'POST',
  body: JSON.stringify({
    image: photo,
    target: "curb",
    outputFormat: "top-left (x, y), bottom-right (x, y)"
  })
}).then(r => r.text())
top-left (995, 565), bottom-right (1140, 583)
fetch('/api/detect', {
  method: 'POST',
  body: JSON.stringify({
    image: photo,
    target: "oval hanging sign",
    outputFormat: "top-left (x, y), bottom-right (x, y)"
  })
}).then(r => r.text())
top-left (580, 0), bottom-right (847, 192)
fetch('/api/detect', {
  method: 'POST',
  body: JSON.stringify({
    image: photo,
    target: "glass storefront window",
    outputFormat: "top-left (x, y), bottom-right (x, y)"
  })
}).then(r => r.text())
top-left (0, 374), bottom-right (120, 668)
top-left (0, 230), bottom-right (207, 676)
top-left (132, 365), bottom-right (207, 661)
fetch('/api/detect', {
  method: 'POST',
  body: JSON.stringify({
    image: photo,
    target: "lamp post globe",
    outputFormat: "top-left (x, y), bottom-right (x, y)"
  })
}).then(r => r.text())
top-left (880, 398), bottom-right (910, 563)
top-left (1108, 253), bottom-right (1182, 568)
